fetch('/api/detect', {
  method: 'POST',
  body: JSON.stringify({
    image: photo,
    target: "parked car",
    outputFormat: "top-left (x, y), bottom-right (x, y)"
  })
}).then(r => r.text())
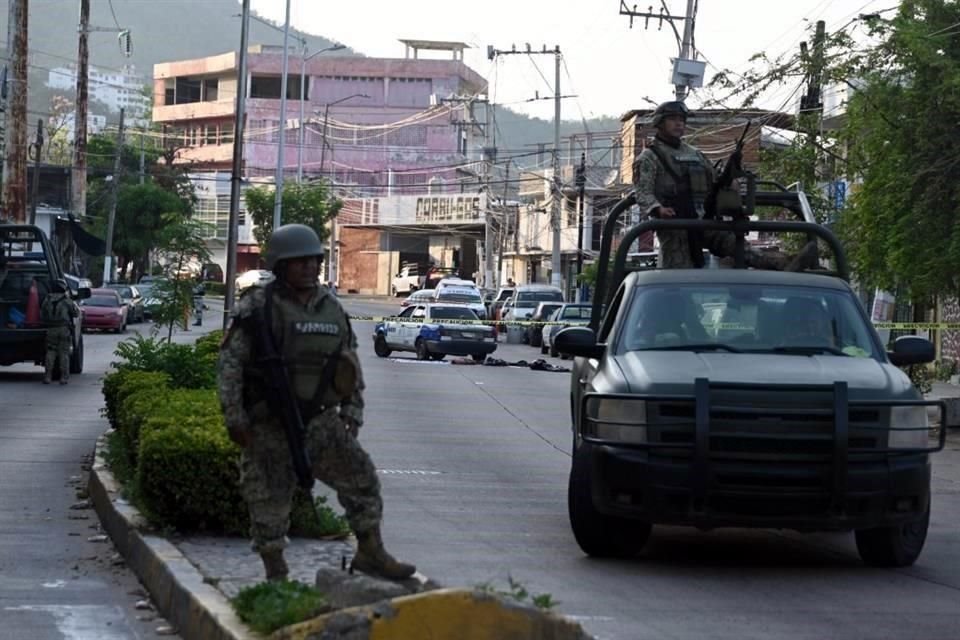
top-left (236, 269), bottom-right (275, 292)
top-left (541, 303), bottom-right (592, 357)
top-left (80, 288), bottom-right (127, 333)
top-left (526, 301), bottom-right (564, 347)
top-left (201, 262), bottom-right (224, 283)
top-left (502, 284), bottom-right (564, 325)
top-left (400, 289), bottom-right (435, 308)
top-left (136, 278), bottom-right (167, 320)
top-left (392, 263), bottom-right (421, 296)
top-left (372, 303), bottom-right (497, 362)
top-left (104, 283), bottom-right (145, 323)
top-left (433, 284), bottom-right (488, 319)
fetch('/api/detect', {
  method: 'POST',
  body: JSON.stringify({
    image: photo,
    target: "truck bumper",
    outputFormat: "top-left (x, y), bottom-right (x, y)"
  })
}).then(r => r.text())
top-left (426, 339), bottom-right (497, 357)
top-left (583, 441), bottom-right (931, 531)
top-left (0, 329), bottom-right (47, 366)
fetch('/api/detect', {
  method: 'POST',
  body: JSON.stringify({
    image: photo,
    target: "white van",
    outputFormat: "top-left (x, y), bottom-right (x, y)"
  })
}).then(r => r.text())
top-left (502, 284), bottom-right (564, 322)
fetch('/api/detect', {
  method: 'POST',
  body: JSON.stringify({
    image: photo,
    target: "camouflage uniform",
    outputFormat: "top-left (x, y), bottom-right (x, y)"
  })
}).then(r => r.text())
top-left (633, 139), bottom-right (744, 269)
top-left (40, 289), bottom-right (77, 384)
top-left (218, 284), bottom-right (378, 555)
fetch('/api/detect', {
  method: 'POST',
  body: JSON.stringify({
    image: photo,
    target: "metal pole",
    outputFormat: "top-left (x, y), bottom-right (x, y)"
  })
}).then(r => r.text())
top-left (297, 39), bottom-right (306, 183)
top-left (224, 0), bottom-right (251, 329)
top-left (103, 108), bottom-right (125, 285)
top-left (271, 0), bottom-right (292, 231)
top-left (319, 102), bottom-right (330, 179)
top-left (575, 152), bottom-right (585, 302)
top-left (675, 0), bottom-right (697, 101)
top-left (550, 46), bottom-right (562, 289)
top-left (139, 129), bottom-right (145, 184)
top-left (28, 119), bottom-right (42, 226)
top-left (2, 0), bottom-right (28, 222)
top-left (72, 0), bottom-right (90, 219)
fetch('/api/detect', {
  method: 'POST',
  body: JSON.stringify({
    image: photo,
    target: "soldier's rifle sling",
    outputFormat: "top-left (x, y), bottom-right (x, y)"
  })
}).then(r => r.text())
top-left (255, 284), bottom-right (314, 490)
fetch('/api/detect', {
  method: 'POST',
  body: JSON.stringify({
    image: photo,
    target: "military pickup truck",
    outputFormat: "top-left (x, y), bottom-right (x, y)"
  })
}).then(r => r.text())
top-left (0, 222), bottom-right (89, 376)
top-left (555, 182), bottom-right (944, 568)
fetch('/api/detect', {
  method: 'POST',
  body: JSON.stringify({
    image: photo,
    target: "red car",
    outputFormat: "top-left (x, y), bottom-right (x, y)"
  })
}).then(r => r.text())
top-left (80, 288), bottom-right (128, 333)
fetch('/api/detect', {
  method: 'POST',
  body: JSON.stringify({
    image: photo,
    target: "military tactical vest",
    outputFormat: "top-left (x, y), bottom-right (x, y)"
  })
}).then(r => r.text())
top-left (649, 140), bottom-right (711, 212)
top-left (243, 286), bottom-right (356, 417)
top-left (41, 293), bottom-right (72, 327)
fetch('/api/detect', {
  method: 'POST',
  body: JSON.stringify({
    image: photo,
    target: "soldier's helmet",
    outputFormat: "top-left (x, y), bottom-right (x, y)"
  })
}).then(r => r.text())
top-left (264, 224), bottom-right (324, 271)
top-left (651, 100), bottom-right (690, 127)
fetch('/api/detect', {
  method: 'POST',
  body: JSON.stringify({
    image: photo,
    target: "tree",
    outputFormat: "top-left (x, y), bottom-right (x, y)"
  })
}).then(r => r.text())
top-left (45, 95), bottom-right (75, 165)
top-left (245, 181), bottom-right (342, 250)
top-left (150, 216), bottom-right (213, 342)
top-left (708, 0), bottom-right (960, 300)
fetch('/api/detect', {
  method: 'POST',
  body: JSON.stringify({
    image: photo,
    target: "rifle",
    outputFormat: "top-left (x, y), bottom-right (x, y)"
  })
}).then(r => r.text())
top-left (250, 285), bottom-right (314, 490)
top-left (705, 120), bottom-right (752, 219)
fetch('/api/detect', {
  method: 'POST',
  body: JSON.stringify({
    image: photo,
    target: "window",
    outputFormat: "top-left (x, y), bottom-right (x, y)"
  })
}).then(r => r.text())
top-left (204, 78), bottom-right (219, 102)
top-left (618, 284), bottom-right (880, 358)
top-left (430, 306), bottom-right (479, 320)
top-left (174, 76), bottom-right (202, 104)
top-left (220, 121), bottom-right (234, 144)
top-left (250, 74), bottom-right (305, 99)
top-left (205, 125), bottom-right (217, 146)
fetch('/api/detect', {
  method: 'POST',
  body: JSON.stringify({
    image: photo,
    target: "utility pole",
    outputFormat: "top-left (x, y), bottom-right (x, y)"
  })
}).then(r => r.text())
top-left (224, 0), bottom-right (251, 329)
top-left (28, 119), bottom-right (43, 225)
top-left (619, 0), bottom-right (704, 101)
top-left (800, 20), bottom-right (826, 180)
top-left (72, 0), bottom-right (90, 219)
top-left (575, 152), bottom-right (586, 302)
top-left (497, 161), bottom-right (510, 288)
top-left (139, 129), bottom-right (145, 184)
top-left (271, 0), bottom-right (292, 231)
top-left (3, 0), bottom-right (28, 222)
top-left (487, 43), bottom-right (564, 289)
top-left (103, 108), bottom-right (125, 285)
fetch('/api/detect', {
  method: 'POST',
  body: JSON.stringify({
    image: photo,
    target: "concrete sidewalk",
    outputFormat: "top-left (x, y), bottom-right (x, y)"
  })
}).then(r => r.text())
top-left (927, 381), bottom-right (960, 426)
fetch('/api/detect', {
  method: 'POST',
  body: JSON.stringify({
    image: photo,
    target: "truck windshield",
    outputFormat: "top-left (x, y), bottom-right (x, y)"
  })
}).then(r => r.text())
top-left (516, 291), bottom-right (563, 308)
top-left (618, 284), bottom-right (880, 360)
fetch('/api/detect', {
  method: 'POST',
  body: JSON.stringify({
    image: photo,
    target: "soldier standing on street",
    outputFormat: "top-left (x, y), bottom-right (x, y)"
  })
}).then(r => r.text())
top-left (40, 278), bottom-right (78, 385)
top-left (218, 224), bottom-right (415, 583)
top-left (633, 101), bottom-right (817, 270)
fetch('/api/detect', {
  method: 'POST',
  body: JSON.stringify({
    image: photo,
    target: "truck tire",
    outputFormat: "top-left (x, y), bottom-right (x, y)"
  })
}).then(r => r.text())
top-left (855, 506), bottom-right (929, 568)
top-left (568, 446), bottom-right (651, 558)
top-left (415, 339), bottom-right (429, 361)
top-left (69, 333), bottom-right (84, 374)
top-left (374, 334), bottom-right (392, 358)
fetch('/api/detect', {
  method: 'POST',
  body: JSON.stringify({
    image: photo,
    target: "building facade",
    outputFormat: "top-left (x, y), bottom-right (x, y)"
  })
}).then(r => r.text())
top-left (47, 64), bottom-right (151, 125)
top-left (153, 41), bottom-right (489, 279)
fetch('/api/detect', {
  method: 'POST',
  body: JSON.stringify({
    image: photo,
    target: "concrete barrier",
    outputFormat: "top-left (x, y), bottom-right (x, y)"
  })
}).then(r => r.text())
top-left (271, 588), bottom-right (593, 640)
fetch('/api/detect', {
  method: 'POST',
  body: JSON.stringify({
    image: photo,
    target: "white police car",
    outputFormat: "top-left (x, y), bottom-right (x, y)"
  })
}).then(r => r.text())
top-left (372, 303), bottom-right (497, 362)
top-left (432, 284), bottom-right (488, 319)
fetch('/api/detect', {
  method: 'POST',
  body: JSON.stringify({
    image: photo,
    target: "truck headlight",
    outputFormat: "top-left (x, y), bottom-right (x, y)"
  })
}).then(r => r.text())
top-left (585, 398), bottom-right (647, 444)
top-left (889, 406), bottom-right (930, 449)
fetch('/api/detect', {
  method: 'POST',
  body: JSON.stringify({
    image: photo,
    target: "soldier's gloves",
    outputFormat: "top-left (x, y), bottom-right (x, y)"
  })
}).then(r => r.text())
top-left (341, 416), bottom-right (361, 438)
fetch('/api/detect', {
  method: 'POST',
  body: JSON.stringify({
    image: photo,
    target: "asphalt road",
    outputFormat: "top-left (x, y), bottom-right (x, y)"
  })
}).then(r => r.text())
top-left (0, 305), bottom-right (223, 640)
top-left (341, 296), bottom-right (960, 640)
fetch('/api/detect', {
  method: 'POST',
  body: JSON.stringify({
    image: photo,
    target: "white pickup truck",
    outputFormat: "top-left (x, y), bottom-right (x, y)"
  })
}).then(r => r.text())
top-left (391, 264), bottom-right (420, 296)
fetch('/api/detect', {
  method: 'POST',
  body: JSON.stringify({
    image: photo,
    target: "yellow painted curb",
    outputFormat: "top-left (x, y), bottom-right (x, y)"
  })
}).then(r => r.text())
top-left (272, 588), bottom-right (591, 640)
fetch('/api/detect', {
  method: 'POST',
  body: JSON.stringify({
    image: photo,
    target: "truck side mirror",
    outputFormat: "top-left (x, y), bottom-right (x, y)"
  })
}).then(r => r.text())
top-left (555, 326), bottom-right (603, 359)
top-left (888, 335), bottom-right (935, 367)
top-left (76, 286), bottom-right (92, 300)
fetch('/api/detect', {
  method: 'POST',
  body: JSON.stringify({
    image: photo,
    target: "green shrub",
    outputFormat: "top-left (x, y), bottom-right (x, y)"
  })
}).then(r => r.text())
top-left (231, 580), bottom-right (327, 634)
top-left (112, 334), bottom-right (217, 389)
top-left (137, 415), bottom-right (248, 534)
top-left (104, 370), bottom-right (170, 431)
top-left (194, 330), bottom-right (224, 359)
top-left (289, 493), bottom-right (350, 539)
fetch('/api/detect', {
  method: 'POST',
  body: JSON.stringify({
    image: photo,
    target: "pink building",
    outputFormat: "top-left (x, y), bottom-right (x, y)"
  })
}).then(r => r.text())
top-left (152, 40), bottom-right (488, 192)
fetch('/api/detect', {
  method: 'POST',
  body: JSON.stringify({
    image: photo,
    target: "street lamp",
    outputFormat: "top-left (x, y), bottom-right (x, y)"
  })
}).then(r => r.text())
top-left (298, 43), bottom-right (345, 183)
top-left (315, 93), bottom-right (370, 286)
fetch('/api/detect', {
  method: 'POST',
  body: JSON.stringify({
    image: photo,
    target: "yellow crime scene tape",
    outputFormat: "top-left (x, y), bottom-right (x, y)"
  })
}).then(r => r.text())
top-left (348, 315), bottom-right (583, 327)
top-left (346, 317), bottom-right (960, 330)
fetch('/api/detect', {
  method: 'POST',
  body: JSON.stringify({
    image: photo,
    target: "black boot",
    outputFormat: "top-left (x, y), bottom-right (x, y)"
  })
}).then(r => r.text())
top-left (351, 527), bottom-right (415, 580)
top-left (260, 549), bottom-right (289, 582)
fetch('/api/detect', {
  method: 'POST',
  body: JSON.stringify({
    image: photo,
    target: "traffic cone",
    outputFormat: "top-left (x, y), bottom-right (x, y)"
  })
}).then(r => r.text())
top-left (25, 280), bottom-right (41, 327)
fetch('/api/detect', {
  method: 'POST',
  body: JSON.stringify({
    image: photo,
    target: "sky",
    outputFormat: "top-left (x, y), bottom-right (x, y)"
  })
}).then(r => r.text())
top-left (248, 0), bottom-right (896, 122)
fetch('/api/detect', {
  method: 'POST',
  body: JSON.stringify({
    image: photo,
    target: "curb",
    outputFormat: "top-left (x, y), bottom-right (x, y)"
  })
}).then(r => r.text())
top-left (88, 431), bottom-right (256, 640)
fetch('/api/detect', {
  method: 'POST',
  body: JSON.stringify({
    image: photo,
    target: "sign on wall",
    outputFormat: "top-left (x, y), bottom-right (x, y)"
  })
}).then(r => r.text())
top-left (342, 194), bottom-right (486, 226)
